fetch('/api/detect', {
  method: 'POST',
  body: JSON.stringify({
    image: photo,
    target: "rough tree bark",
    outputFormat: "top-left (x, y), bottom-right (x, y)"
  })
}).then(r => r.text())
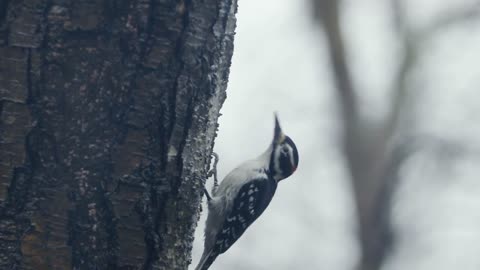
top-left (0, 0), bottom-right (237, 269)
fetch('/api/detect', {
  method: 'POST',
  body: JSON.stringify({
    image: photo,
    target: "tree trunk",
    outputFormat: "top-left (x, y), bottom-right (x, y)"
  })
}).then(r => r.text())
top-left (0, 0), bottom-right (237, 269)
top-left (311, 1), bottom-right (404, 269)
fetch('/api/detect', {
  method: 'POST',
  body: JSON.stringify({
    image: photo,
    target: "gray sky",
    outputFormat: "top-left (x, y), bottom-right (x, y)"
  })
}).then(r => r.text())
top-left (191, 0), bottom-right (480, 269)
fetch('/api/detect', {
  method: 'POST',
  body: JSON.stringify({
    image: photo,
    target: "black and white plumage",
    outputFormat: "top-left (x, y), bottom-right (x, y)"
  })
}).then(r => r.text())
top-left (196, 114), bottom-right (299, 270)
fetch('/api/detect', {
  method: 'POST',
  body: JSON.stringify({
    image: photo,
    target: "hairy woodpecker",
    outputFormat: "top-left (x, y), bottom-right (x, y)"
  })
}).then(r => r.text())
top-left (196, 114), bottom-right (299, 270)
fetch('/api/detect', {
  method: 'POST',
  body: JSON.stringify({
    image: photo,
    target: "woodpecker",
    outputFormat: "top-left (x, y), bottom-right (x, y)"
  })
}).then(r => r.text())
top-left (196, 114), bottom-right (299, 270)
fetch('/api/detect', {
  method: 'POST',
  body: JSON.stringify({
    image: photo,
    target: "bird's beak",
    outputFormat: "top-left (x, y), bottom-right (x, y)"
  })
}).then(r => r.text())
top-left (273, 113), bottom-right (286, 144)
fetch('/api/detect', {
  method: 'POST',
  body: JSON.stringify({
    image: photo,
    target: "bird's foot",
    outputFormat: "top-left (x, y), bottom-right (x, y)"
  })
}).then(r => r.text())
top-left (207, 152), bottom-right (219, 194)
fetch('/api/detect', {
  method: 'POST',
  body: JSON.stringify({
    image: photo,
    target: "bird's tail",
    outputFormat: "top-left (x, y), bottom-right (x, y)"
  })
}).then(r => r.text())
top-left (195, 249), bottom-right (217, 270)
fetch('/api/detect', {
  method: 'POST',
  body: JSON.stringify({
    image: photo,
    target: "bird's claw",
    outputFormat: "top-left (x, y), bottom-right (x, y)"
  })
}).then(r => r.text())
top-left (207, 152), bottom-right (219, 194)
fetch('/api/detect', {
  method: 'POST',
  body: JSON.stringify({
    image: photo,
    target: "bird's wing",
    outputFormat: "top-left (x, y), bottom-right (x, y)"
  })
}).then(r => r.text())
top-left (196, 176), bottom-right (277, 270)
top-left (212, 175), bottom-right (278, 255)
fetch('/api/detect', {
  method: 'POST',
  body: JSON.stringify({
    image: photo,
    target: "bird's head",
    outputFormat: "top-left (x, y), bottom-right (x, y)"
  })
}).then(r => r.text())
top-left (269, 114), bottom-right (299, 181)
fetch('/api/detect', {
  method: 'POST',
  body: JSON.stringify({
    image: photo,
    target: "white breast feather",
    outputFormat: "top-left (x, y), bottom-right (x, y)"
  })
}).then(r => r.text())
top-left (213, 145), bottom-right (272, 211)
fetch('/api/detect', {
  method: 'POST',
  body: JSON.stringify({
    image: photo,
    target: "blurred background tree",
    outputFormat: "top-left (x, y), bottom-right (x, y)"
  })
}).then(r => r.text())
top-left (312, 0), bottom-right (480, 269)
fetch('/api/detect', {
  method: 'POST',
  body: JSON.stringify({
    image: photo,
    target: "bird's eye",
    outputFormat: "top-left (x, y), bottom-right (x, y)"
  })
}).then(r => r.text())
top-left (281, 147), bottom-right (289, 154)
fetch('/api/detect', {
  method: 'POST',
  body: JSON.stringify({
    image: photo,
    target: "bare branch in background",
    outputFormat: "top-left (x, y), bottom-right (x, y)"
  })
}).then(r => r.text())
top-left (387, 0), bottom-right (414, 135)
top-left (313, 0), bottom-right (357, 123)
top-left (420, 1), bottom-right (480, 37)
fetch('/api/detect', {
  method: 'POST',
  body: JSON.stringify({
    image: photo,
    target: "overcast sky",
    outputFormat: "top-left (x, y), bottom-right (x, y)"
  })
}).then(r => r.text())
top-left (191, 0), bottom-right (480, 269)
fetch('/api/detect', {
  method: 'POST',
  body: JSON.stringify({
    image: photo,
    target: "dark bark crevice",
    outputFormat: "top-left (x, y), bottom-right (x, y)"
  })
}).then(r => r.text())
top-left (0, 0), bottom-right (11, 45)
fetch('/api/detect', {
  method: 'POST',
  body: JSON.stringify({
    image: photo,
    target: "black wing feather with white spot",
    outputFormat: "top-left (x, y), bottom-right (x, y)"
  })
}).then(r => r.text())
top-left (212, 176), bottom-right (278, 254)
